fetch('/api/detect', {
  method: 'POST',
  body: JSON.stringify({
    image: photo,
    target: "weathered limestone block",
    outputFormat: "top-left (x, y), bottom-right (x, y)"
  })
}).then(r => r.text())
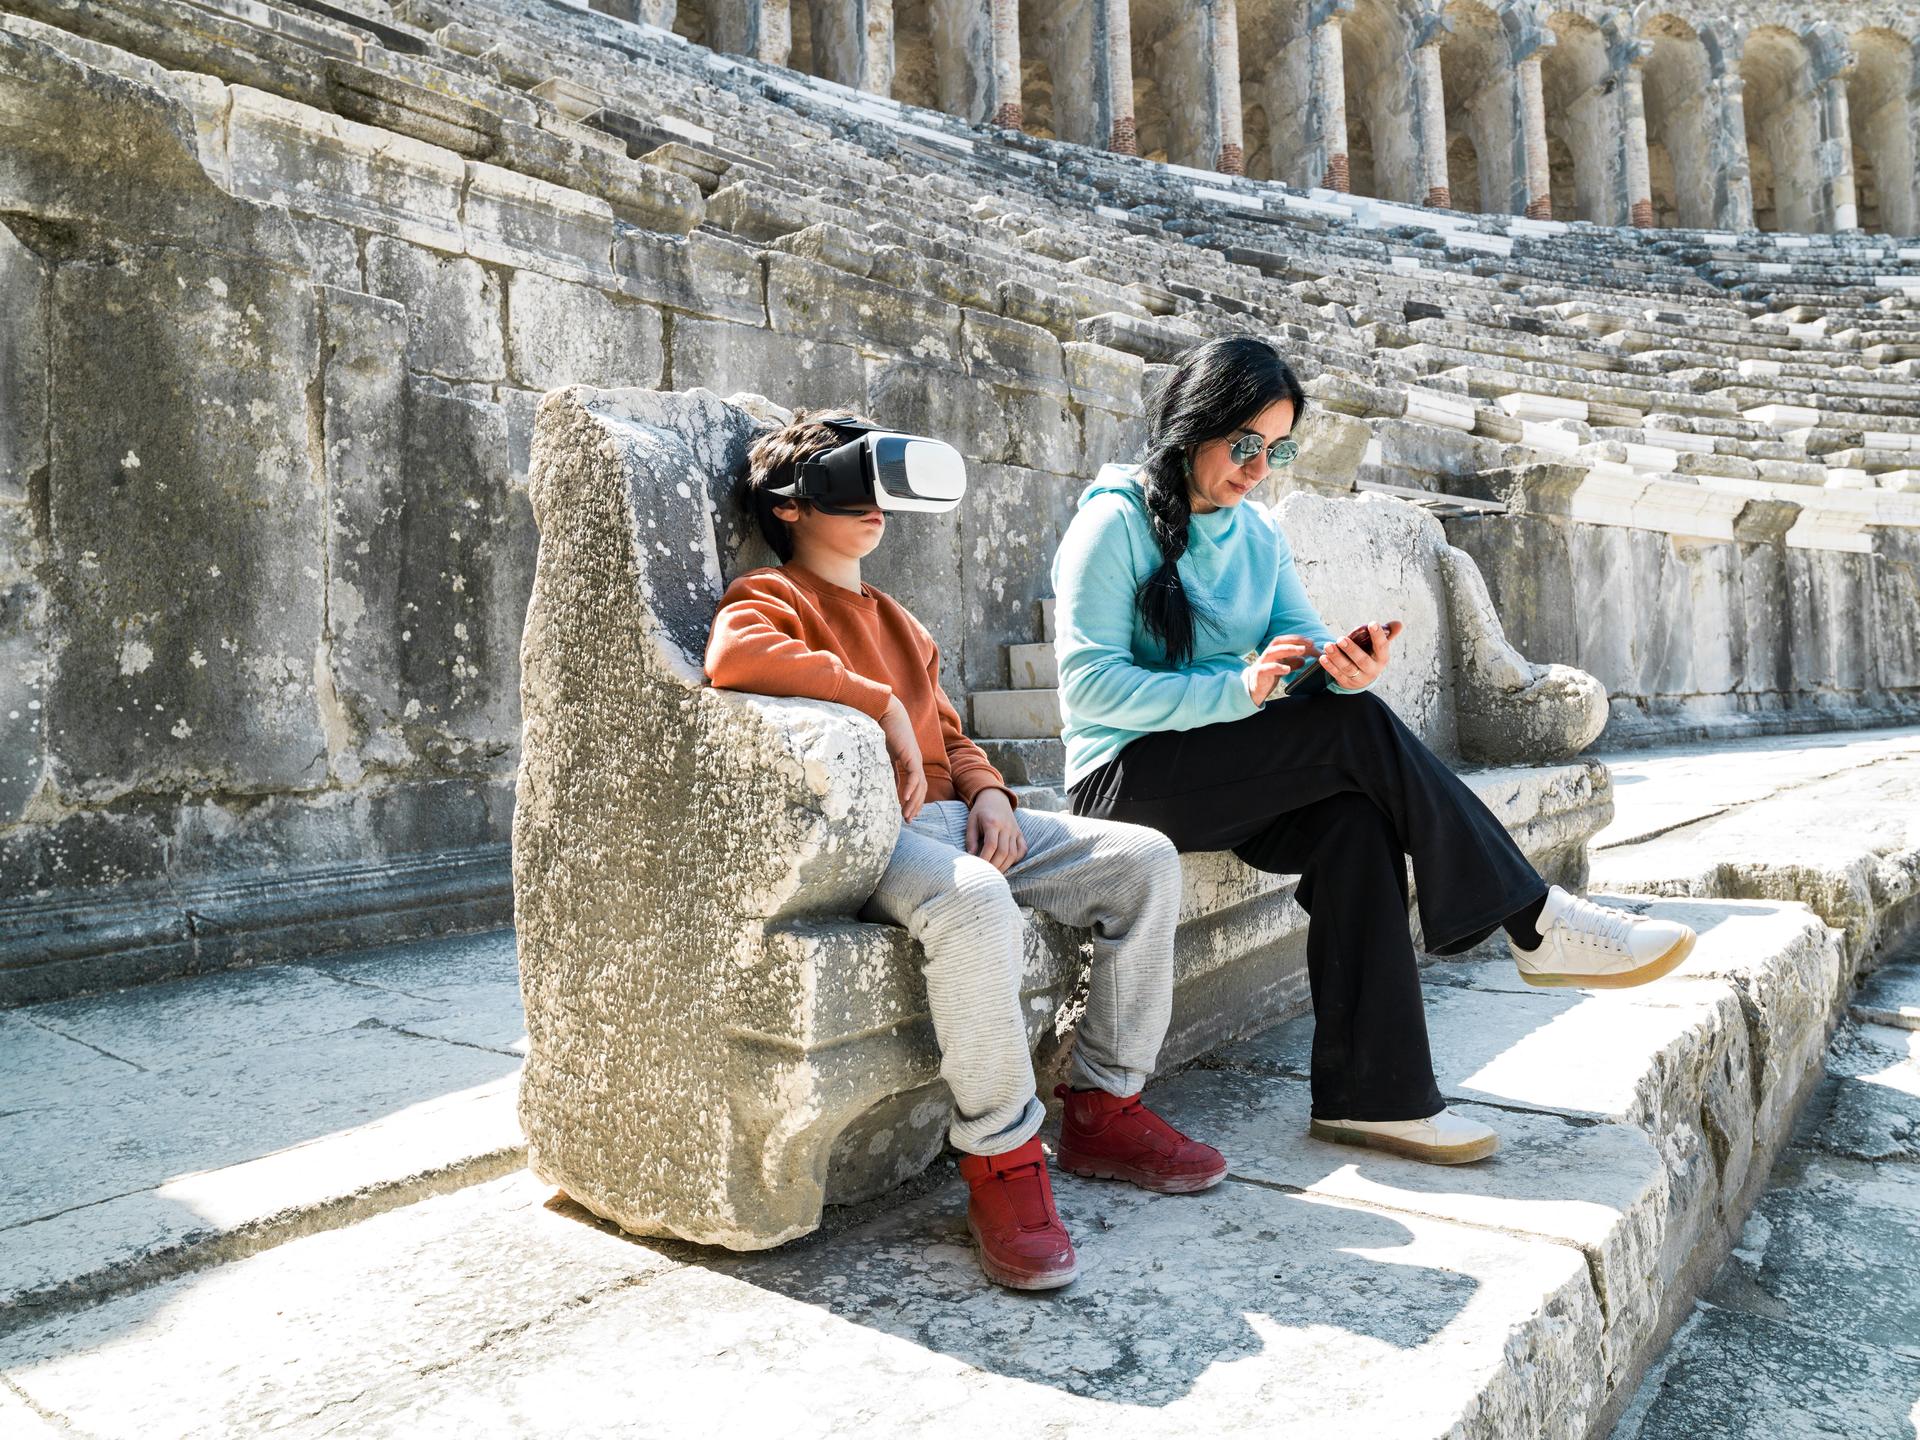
top-left (463, 160), bottom-right (615, 285)
top-left (515, 385), bottom-right (907, 1248)
top-left (322, 287), bottom-right (535, 776)
top-left (227, 84), bottom-right (468, 253)
top-left (1278, 492), bottom-right (1604, 763)
top-left (364, 237), bottom-right (505, 383)
top-left (506, 269), bottom-right (665, 391)
top-left (766, 252), bottom-right (963, 363)
top-left (670, 317), bottom-right (869, 410)
top-left (0, 504), bottom-right (44, 824)
top-left (44, 243), bottom-right (327, 801)
top-left (0, 220), bottom-right (47, 501)
top-left (614, 226), bottom-right (766, 326)
top-left (1439, 545), bottom-right (1610, 764)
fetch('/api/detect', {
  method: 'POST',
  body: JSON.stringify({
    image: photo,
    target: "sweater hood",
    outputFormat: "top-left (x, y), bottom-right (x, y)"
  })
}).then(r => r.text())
top-left (1078, 461), bottom-right (1149, 511)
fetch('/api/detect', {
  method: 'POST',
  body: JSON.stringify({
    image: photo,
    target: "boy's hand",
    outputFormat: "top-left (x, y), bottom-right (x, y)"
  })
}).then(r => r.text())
top-left (966, 788), bottom-right (1026, 873)
top-left (879, 696), bottom-right (926, 819)
top-left (1243, 634), bottom-right (1320, 705)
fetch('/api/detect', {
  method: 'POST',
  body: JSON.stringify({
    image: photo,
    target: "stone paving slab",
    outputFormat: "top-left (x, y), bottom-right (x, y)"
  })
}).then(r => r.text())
top-left (1590, 727), bottom-right (1920, 852)
top-left (0, 894), bottom-right (1841, 1438)
top-left (1851, 965), bottom-right (1920, 1031)
top-left (1592, 729), bottom-right (1920, 972)
top-left (0, 932), bottom-right (524, 1327)
top-left (1618, 947), bottom-right (1920, 1440)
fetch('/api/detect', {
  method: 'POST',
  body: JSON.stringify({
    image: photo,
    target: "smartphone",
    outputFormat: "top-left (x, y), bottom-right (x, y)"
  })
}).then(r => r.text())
top-left (1280, 620), bottom-right (1396, 697)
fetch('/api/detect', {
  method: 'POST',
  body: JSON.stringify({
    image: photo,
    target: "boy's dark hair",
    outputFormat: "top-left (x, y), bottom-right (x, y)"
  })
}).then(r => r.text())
top-left (744, 406), bottom-right (879, 561)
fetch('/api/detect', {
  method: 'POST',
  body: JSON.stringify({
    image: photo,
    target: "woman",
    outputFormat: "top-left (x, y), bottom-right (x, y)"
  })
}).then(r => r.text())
top-left (1049, 336), bottom-right (1695, 1164)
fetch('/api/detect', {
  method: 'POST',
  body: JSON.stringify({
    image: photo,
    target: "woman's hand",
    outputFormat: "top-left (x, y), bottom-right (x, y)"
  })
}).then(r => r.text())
top-left (879, 696), bottom-right (927, 819)
top-left (1243, 634), bottom-right (1321, 705)
top-left (1321, 621), bottom-right (1402, 691)
top-left (965, 789), bottom-right (1027, 873)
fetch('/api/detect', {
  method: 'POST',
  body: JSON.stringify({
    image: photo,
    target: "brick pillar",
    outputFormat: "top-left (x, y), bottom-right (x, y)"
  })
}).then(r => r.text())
top-left (1211, 0), bottom-right (1245, 174)
top-left (1520, 52), bottom-right (1551, 218)
top-left (990, 0), bottom-right (1022, 128)
top-left (1104, 0), bottom-right (1137, 154)
top-left (1316, 10), bottom-right (1351, 190)
top-left (1415, 40), bottom-right (1449, 208)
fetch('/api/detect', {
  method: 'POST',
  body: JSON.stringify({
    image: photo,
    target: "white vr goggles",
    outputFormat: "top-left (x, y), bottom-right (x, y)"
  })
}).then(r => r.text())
top-left (766, 416), bottom-right (967, 515)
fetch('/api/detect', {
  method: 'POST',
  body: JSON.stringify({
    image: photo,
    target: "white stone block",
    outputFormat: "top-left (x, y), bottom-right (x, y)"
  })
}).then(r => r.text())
top-left (1621, 444), bottom-right (1680, 473)
top-left (1498, 392), bottom-right (1588, 422)
top-left (970, 688), bottom-right (1061, 739)
top-left (1519, 420), bottom-right (1583, 454)
top-left (1744, 404), bottom-right (1822, 430)
top-left (1737, 359), bottom-right (1782, 379)
top-left (1005, 642), bottom-right (1057, 689)
top-left (1404, 386), bottom-right (1477, 430)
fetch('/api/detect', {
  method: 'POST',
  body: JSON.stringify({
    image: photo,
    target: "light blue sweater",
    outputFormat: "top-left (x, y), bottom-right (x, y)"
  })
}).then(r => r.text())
top-left (1049, 463), bottom-right (1371, 791)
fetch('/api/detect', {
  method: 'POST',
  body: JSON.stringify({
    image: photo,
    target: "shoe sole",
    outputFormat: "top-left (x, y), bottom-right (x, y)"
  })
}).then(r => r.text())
top-left (1057, 1158), bottom-right (1228, 1195)
top-left (966, 1217), bottom-right (1078, 1291)
top-left (1517, 928), bottom-right (1697, 990)
top-left (1308, 1119), bottom-right (1499, 1166)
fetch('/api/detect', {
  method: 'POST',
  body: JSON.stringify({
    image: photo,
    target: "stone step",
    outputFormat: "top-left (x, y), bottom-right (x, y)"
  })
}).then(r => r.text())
top-left (970, 688), bottom-right (1062, 740)
top-left (0, 931), bottom-right (527, 1330)
top-left (1005, 641), bottom-right (1057, 689)
top-left (0, 895), bottom-right (1845, 1436)
top-left (1590, 726), bottom-right (1920, 978)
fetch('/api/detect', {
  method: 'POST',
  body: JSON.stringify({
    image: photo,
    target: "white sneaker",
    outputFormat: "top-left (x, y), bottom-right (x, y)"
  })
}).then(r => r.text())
top-left (1510, 885), bottom-right (1696, 989)
top-left (1309, 1107), bottom-right (1499, 1165)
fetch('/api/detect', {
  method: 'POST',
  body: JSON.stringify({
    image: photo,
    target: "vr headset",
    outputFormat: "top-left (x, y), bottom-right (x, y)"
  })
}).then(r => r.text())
top-left (766, 416), bottom-right (967, 516)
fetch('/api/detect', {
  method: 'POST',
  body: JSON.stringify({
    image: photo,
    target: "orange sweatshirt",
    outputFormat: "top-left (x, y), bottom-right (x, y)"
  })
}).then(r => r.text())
top-left (703, 562), bottom-right (1018, 814)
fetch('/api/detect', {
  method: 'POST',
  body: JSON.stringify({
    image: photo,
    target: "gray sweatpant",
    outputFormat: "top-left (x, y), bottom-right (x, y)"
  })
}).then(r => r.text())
top-left (857, 799), bottom-right (1183, 1157)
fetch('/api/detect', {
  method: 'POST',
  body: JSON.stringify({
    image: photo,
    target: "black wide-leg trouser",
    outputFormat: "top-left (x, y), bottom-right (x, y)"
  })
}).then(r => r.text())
top-left (1066, 689), bottom-right (1548, 1122)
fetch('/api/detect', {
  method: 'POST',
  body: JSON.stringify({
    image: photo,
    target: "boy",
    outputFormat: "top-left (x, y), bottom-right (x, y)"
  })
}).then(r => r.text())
top-left (704, 409), bottom-right (1227, 1290)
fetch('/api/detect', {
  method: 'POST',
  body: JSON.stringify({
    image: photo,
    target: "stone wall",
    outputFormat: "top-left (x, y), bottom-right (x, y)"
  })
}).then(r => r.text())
top-left (1, 0), bottom-right (1915, 1002)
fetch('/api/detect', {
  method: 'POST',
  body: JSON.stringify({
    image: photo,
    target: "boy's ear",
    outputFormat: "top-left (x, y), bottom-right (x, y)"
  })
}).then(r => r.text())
top-left (771, 498), bottom-right (803, 523)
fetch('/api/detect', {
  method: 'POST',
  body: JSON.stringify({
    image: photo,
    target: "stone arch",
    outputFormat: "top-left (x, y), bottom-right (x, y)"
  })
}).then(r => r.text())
top-left (1640, 14), bottom-right (1715, 229)
top-left (1448, 129), bottom-right (1483, 211)
top-left (1238, 0), bottom-right (1312, 185)
top-left (1540, 11), bottom-right (1613, 223)
top-left (1130, 0), bottom-right (1215, 167)
top-left (1439, 0), bottom-right (1513, 213)
top-left (1740, 25), bottom-right (1824, 233)
top-left (1343, 0), bottom-right (1423, 203)
top-left (1847, 27), bottom-right (1918, 235)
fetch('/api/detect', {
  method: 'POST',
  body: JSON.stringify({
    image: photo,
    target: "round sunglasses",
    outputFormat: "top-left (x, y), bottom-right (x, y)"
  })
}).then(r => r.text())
top-left (1227, 432), bottom-right (1299, 467)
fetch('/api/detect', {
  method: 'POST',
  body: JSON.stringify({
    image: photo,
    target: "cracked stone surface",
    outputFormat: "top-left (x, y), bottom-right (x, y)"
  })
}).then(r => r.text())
top-left (0, 931), bottom-right (524, 1322)
top-left (1592, 727), bottom-right (1920, 974)
top-left (1617, 935), bottom-right (1920, 1440)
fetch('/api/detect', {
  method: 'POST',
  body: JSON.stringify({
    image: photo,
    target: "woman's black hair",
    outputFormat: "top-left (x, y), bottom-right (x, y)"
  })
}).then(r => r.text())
top-left (1135, 335), bottom-right (1309, 667)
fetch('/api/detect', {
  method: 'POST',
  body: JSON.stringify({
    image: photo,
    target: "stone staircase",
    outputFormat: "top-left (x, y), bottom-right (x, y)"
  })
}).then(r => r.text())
top-left (972, 596), bottom-right (1065, 799)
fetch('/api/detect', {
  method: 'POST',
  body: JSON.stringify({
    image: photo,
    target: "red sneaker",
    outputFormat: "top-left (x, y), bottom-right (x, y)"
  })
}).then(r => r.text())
top-left (955, 1136), bottom-right (1078, 1291)
top-left (1054, 1083), bottom-right (1228, 1194)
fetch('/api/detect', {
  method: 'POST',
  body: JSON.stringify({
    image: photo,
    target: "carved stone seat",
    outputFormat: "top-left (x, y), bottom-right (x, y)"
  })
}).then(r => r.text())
top-left (512, 384), bottom-right (1614, 1250)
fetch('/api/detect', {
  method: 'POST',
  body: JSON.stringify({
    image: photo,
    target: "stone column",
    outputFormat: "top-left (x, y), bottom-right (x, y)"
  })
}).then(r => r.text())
top-left (1209, 0), bottom-right (1245, 174)
top-left (1804, 23), bottom-right (1859, 232)
top-left (990, 0), bottom-right (1022, 127)
top-left (808, 0), bottom-right (890, 93)
top-left (1103, 0), bottom-right (1137, 153)
top-left (706, 0), bottom-right (794, 63)
top-left (1314, 0), bottom-right (1353, 190)
top-left (1700, 19), bottom-right (1754, 231)
top-left (1518, 50), bottom-right (1550, 217)
top-left (1621, 66), bottom-right (1653, 226)
top-left (1413, 36), bottom-right (1443, 205)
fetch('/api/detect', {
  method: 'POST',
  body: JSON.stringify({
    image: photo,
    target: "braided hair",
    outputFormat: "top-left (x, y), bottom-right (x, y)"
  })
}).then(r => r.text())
top-left (1134, 336), bottom-right (1310, 666)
